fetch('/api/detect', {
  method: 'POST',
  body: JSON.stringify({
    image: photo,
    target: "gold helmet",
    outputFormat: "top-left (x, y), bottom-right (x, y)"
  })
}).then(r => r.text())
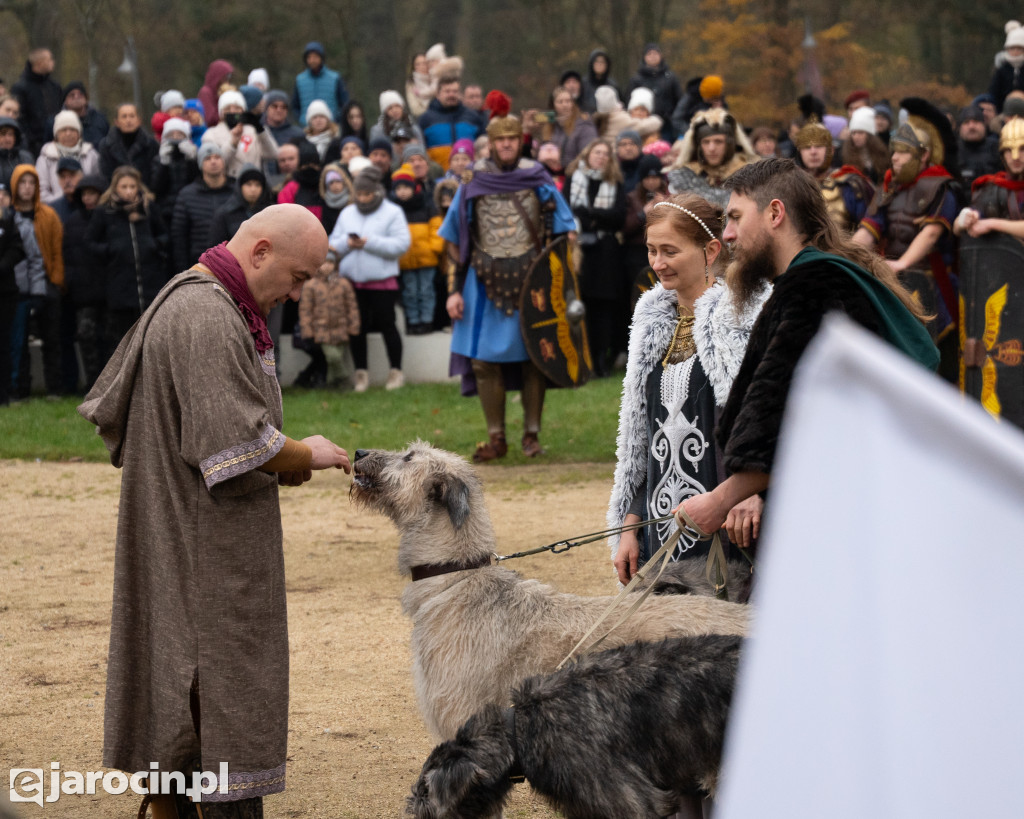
top-left (794, 116), bottom-right (834, 169)
top-left (484, 89), bottom-right (522, 141)
top-left (1000, 117), bottom-right (1024, 161)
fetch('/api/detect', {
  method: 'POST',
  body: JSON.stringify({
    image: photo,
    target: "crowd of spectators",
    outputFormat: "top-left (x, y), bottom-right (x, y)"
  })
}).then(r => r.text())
top-left (0, 29), bottom-right (1016, 402)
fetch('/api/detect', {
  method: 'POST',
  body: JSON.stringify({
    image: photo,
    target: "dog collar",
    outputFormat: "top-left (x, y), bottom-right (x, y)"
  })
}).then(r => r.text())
top-left (409, 555), bottom-right (491, 581)
top-left (504, 706), bottom-right (526, 783)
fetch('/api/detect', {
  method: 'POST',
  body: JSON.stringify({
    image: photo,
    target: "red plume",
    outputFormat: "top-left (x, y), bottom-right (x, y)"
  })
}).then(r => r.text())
top-left (485, 90), bottom-right (511, 119)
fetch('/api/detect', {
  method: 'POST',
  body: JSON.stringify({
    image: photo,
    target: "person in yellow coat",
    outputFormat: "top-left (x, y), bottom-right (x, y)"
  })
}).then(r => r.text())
top-left (390, 162), bottom-right (443, 334)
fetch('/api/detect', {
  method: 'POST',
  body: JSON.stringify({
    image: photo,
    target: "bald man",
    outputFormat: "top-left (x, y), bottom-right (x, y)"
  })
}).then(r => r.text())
top-left (79, 204), bottom-right (349, 817)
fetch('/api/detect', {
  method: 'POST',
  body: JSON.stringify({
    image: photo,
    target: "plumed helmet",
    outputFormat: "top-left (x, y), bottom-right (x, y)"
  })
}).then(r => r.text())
top-left (1000, 116), bottom-right (1024, 161)
top-left (484, 90), bottom-right (522, 141)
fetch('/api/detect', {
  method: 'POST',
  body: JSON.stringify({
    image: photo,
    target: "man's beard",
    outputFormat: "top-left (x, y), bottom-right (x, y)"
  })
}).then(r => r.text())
top-left (726, 233), bottom-right (777, 311)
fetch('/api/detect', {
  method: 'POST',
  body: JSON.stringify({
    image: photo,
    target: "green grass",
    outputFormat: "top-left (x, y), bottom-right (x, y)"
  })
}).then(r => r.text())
top-left (0, 377), bottom-right (625, 463)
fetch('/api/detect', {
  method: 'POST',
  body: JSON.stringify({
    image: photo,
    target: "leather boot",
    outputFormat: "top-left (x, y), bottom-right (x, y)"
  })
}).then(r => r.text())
top-left (473, 431), bottom-right (508, 462)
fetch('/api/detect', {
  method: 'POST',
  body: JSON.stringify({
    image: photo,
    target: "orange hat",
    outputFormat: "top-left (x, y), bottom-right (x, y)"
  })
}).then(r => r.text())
top-left (699, 75), bottom-right (724, 101)
top-left (392, 163), bottom-right (416, 186)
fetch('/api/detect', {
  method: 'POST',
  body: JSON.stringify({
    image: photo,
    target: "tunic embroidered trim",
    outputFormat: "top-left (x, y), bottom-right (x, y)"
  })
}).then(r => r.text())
top-left (202, 763), bottom-right (287, 802)
top-left (200, 425), bottom-right (285, 488)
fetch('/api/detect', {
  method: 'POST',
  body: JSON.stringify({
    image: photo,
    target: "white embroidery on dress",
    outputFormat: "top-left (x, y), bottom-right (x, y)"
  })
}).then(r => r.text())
top-left (649, 358), bottom-right (709, 557)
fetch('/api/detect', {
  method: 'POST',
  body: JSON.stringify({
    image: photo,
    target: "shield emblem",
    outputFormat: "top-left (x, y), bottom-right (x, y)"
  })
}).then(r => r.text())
top-left (959, 233), bottom-right (1024, 429)
top-left (519, 235), bottom-right (594, 387)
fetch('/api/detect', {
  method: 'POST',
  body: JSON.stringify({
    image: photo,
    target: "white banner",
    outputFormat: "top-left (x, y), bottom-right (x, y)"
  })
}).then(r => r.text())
top-left (718, 314), bottom-right (1024, 818)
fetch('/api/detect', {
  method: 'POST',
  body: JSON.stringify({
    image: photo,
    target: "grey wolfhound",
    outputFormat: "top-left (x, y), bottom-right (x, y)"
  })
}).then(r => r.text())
top-left (350, 442), bottom-right (748, 740)
top-left (408, 635), bottom-right (742, 819)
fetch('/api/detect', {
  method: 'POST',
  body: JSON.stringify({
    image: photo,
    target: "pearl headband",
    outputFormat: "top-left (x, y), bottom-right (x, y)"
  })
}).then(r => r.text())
top-left (652, 201), bottom-right (717, 242)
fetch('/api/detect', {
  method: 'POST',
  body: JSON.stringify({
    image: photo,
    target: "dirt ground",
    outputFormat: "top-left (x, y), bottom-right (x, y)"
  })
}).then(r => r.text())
top-left (0, 458), bottom-right (619, 818)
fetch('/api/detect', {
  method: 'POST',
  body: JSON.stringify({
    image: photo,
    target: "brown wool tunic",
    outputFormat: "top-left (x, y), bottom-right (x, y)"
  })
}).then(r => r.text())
top-left (79, 270), bottom-right (289, 801)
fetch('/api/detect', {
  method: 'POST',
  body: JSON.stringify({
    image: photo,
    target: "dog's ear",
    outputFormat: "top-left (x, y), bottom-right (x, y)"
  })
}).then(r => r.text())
top-left (420, 754), bottom-right (486, 812)
top-left (431, 474), bottom-right (472, 530)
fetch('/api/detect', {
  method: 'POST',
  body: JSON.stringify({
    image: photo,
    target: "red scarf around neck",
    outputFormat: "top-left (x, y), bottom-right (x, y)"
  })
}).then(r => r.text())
top-left (972, 171), bottom-right (1024, 193)
top-left (198, 242), bottom-right (274, 353)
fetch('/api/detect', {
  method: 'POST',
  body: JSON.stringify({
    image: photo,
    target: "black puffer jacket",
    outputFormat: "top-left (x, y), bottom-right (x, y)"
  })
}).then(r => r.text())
top-left (627, 51), bottom-right (683, 139)
top-left (10, 61), bottom-right (63, 156)
top-left (0, 206), bottom-right (27, 295)
top-left (207, 168), bottom-right (272, 245)
top-left (0, 118), bottom-right (35, 187)
top-left (98, 128), bottom-right (159, 188)
top-left (62, 174), bottom-right (106, 305)
top-left (579, 49), bottom-right (621, 115)
top-left (171, 177), bottom-right (234, 271)
top-left (86, 195), bottom-right (168, 312)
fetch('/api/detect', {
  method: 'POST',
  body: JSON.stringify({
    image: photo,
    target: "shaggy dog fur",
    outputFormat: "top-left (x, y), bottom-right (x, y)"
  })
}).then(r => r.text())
top-left (408, 635), bottom-right (742, 819)
top-left (350, 442), bottom-right (749, 739)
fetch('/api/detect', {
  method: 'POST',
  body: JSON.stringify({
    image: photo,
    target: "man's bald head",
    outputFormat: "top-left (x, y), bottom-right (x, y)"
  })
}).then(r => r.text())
top-left (227, 204), bottom-right (329, 315)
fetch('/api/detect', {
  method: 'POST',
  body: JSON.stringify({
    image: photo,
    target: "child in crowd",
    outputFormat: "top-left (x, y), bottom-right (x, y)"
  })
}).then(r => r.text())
top-left (433, 178), bottom-right (460, 328)
top-left (298, 250), bottom-right (361, 389)
top-left (391, 164), bottom-right (442, 334)
top-left (445, 138), bottom-right (474, 180)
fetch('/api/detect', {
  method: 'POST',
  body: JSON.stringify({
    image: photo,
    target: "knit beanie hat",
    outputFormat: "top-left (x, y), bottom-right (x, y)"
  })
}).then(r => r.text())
top-left (451, 138), bottom-right (474, 159)
top-left (844, 89), bottom-right (870, 110)
top-left (161, 90), bottom-right (186, 113)
top-left (849, 106), bottom-right (877, 134)
top-left (237, 164), bottom-right (265, 187)
top-left (1005, 21), bottom-right (1024, 50)
top-left (198, 142), bottom-right (225, 165)
top-left (340, 135), bottom-right (366, 154)
top-left (392, 163), bottom-right (416, 187)
top-left (218, 91), bottom-right (247, 115)
top-left (264, 89), bottom-right (289, 108)
top-left (595, 86), bottom-right (621, 114)
top-left (425, 43), bottom-right (447, 62)
top-left (306, 99), bottom-right (333, 123)
top-left (699, 75), bottom-right (724, 101)
top-left (628, 87), bottom-right (655, 114)
top-left (53, 110), bottom-right (82, 136)
top-left (379, 90), bottom-right (405, 115)
top-left (353, 166), bottom-right (384, 193)
top-left (402, 142), bottom-right (427, 163)
top-left (248, 68), bottom-right (270, 90)
top-left (617, 129), bottom-right (642, 147)
top-left (637, 153), bottom-right (664, 178)
top-left (368, 136), bottom-right (393, 157)
top-left (239, 85), bottom-right (263, 112)
top-left (185, 99), bottom-right (206, 119)
top-left (62, 81), bottom-right (87, 104)
top-left (161, 117), bottom-right (191, 140)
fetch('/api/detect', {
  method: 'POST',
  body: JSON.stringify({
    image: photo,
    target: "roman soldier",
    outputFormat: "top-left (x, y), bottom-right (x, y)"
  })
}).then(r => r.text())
top-left (854, 97), bottom-right (960, 380)
top-left (794, 116), bottom-right (874, 232)
top-left (665, 108), bottom-right (756, 205)
top-left (439, 91), bottom-right (576, 461)
top-left (953, 117), bottom-right (1024, 427)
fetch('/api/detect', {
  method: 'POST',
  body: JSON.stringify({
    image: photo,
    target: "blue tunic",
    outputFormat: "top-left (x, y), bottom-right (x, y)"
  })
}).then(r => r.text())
top-left (439, 182), bottom-right (574, 362)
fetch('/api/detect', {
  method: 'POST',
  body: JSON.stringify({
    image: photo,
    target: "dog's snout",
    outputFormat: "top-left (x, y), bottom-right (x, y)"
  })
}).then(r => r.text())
top-left (354, 449), bottom-right (369, 462)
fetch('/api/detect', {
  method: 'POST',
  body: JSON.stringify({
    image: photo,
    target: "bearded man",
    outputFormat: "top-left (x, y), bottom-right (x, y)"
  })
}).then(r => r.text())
top-left (794, 117), bottom-right (874, 232)
top-left (853, 98), bottom-right (959, 380)
top-left (676, 157), bottom-right (937, 548)
top-left (954, 117), bottom-right (1024, 428)
top-left (440, 91), bottom-right (574, 460)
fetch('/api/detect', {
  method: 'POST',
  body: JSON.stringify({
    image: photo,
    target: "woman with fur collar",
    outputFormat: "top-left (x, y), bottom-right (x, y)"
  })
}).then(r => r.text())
top-left (608, 193), bottom-right (769, 588)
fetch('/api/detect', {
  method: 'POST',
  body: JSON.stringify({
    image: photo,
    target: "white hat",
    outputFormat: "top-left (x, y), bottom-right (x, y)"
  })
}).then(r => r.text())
top-left (53, 110), bottom-right (82, 136)
top-left (1006, 21), bottom-right (1024, 49)
top-left (628, 87), bottom-right (655, 115)
top-left (217, 90), bottom-right (247, 116)
top-left (247, 68), bottom-right (270, 90)
top-left (347, 156), bottom-right (373, 176)
top-left (425, 43), bottom-right (447, 62)
top-left (160, 90), bottom-right (185, 113)
top-left (848, 106), bottom-right (877, 135)
top-left (595, 86), bottom-right (621, 114)
top-left (306, 99), bottom-right (334, 123)
top-left (378, 90), bottom-right (405, 116)
top-left (162, 117), bottom-right (191, 139)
